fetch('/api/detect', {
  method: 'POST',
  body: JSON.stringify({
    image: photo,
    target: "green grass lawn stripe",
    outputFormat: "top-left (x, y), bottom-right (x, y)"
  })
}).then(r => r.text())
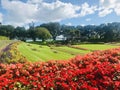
top-left (53, 46), bottom-right (90, 55)
top-left (29, 44), bottom-right (73, 61)
top-left (74, 44), bottom-right (119, 50)
top-left (18, 42), bottom-right (119, 62)
top-left (18, 43), bottom-right (73, 62)
top-left (18, 43), bottom-right (41, 62)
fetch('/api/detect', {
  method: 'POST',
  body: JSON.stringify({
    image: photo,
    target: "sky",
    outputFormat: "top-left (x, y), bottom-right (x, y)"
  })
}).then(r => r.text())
top-left (0, 0), bottom-right (120, 27)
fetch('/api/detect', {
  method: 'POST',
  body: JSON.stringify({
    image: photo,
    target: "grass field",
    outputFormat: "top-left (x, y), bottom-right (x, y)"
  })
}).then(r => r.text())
top-left (18, 42), bottom-right (119, 62)
top-left (73, 44), bottom-right (119, 50)
top-left (18, 43), bottom-right (74, 62)
top-left (53, 46), bottom-right (90, 54)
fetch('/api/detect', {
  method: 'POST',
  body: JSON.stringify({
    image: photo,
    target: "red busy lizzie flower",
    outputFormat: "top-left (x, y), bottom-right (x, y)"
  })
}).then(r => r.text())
top-left (0, 47), bottom-right (120, 89)
top-left (15, 70), bottom-right (20, 76)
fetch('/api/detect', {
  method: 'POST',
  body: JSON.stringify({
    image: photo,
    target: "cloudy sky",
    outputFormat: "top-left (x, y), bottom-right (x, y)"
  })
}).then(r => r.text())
top-left (0, 0), bottom-right (120, 27)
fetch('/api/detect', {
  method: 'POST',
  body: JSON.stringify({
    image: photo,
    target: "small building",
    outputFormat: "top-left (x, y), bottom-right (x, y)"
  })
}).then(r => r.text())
top-left (56, 35), bottom-right (66, 40)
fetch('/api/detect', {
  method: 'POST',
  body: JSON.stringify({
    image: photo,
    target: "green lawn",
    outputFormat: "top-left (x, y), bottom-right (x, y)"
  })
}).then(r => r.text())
top-left (18, 42), bottom-right (119, 62)
top-left (53, 46), bottom-right (90, 55)
top-left (18, 43), bottom-right (75, 62)
top-left (74, 44), bottom-right (119, 50)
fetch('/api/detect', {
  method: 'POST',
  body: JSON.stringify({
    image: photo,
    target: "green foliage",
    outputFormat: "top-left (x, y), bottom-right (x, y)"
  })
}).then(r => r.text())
top-left (0, 42), bottom-right (28, 64)
top-left (40, 22), bottom-right (61, 40)
top-left (27, 27), bottom-right (36, 41)
top-left (0, 36), bottom-right (9, 40)
top-left (0, 40), bottom-right (14, 53)
top-left (14, 26), bottom-right (27, 41)
top-left (0, 25), bottom-right (14, 39)
top-left (35, 27), bottom-right (52, 42)
top-left (1, 22), bottom-right (120, 43)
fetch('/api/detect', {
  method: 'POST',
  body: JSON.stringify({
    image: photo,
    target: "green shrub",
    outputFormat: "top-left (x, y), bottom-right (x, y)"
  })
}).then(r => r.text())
top-left (0, 36), bottom-right (9, 40)
top-left (0, 42), bottom-right (28, 64)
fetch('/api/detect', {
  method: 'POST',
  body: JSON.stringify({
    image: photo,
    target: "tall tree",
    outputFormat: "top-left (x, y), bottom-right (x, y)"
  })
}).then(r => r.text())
top-left (35, 27), bottom-right (52, 42)
top-left (27, 28), bottom-right (36, 41)
top-left (61, 25), bottom-right (80, 42)
top-left (27, 22), bottom-right (36, 41)
top-left (40, 22), bottom-right (61, 41)
top-left (14, 26), bottom-right (27, 41)
top-left (0, 25), bottom-right (15, 39)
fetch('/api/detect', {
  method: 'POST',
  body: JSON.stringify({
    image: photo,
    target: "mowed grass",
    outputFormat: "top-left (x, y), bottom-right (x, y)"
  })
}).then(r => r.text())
top-left (53, 46), bottom-right (90, 55)
top-left (18, 42), bottom-right (119, 62)
top-left (18, 43), bottom-right (75, 62)
top-left (74, 44), bottom-right (119, 50)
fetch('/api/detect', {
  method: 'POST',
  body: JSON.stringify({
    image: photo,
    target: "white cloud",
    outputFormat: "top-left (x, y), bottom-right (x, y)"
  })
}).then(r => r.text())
top-left (0, 13), bottom-right (3, 22)
top-left (1, 0), bottom-right (120, 26)
top-left (1, 0), bottom-right (98, 26)
top-left (1, 0), bottom-right (81, 26)
top-left (99, 0), bottom-right (120, 17)
top-left (65, 22), bottom-right (72, 26)
top-left (114, 3), bottom-right (120, 15)
top-left (27, 0), bottom-right (43, 4)
top-left (85, 18), bottom-right (91, 21)
top-left (1, 0), bottom-right (37, 26)
top-left (35, 1), bottom-right (81, 22)
top-left (79, 3), bottom-right (97, 17)
top-left (81, 24), bottom-right (85, 26)
top-left (99, 8), bottom-right (113, 17)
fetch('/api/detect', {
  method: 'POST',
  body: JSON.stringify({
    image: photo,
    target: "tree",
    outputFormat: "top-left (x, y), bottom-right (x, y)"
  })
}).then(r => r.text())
top-left (0, 25), bottom-right (15, 39)
top-left (27, 22), bottom-right (37, 41)
top-left (14, 26), bottom-right (27, 41)
top-left (61, 25), bottom-right (80, 43)
top-left (35, 27), bottom-right (52, 42)
top-left (27, 27), bottom-right (36, 41)
top-left (40, 22), bottom-right (61, 41)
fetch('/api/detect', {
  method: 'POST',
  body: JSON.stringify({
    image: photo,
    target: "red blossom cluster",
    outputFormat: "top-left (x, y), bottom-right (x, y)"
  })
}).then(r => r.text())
top-left (0, 48), bottom-right (120, 90)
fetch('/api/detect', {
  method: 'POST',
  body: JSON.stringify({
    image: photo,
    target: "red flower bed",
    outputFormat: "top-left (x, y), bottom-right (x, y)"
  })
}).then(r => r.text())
top-left (0, 48), bottom-right (120, 89)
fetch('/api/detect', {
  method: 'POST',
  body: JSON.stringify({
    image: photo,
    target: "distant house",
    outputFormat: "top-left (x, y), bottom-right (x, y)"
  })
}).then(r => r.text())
top-left (56, 35), bottom-right (66, 40)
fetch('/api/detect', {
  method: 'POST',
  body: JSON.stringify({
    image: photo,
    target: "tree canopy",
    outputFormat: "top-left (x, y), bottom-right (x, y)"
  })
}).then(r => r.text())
top-left (40, 22), bottom-right (61, 40)
top-left (35, 27), bottom-right (52, 42)
top-left (0, 22), bottom-right (120, 43)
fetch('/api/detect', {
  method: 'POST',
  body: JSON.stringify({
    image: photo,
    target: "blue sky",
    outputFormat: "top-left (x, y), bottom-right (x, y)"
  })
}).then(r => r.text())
top-left (0, 0), bottom-right (120, 27)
